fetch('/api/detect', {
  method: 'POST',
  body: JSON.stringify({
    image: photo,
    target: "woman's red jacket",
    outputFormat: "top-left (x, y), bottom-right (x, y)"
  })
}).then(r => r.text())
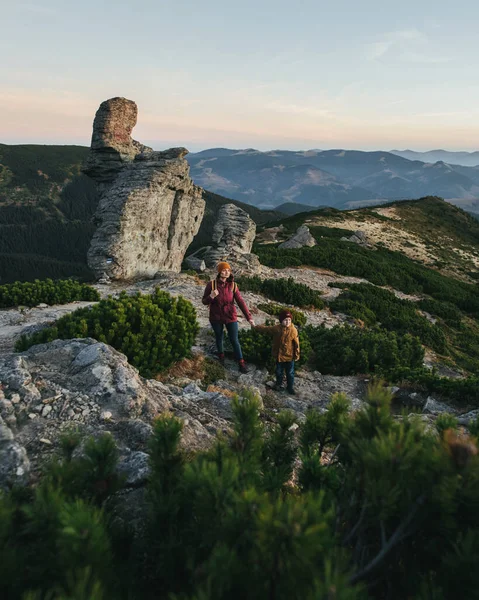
top-left (202, 277), bottom-right (252, 324)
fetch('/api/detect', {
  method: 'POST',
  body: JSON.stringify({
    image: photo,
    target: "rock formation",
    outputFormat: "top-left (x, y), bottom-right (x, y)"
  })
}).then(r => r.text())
top-left (185, 203), bottom-right (261, 274)
top-left (340, 230), bottom-right (372, 247)
top-left (83, 97), bottom-right (205, 280)
top-left (278, 225), bottom-right (316, 249)
top-left (0, 338), bottom-right (232, 489)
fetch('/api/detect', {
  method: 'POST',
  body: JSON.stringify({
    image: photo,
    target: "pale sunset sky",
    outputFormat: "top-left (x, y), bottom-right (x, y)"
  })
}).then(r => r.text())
top-left (1, 0), bottom-right (479, 152)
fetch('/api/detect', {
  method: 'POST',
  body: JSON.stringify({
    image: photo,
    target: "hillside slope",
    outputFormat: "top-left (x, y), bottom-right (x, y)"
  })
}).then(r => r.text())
top-left (0, 144), bottom-right (283, 282)
top-left (258, 196), bottom-right (479, 283)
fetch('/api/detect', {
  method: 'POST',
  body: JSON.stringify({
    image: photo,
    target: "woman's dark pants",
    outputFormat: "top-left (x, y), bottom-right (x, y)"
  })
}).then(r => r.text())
top-left (276, 360), bottom-right (295, 391)
top-left (211, 321), bottom-right (243, 360)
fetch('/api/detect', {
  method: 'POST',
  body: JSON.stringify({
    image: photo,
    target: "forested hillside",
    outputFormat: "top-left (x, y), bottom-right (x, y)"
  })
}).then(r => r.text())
top-left (0, 145), bottom-right (282, 283)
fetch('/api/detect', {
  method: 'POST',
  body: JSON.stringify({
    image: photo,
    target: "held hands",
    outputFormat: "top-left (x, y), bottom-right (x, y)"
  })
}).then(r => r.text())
top-left (210, 289), bottom-right (219, 299)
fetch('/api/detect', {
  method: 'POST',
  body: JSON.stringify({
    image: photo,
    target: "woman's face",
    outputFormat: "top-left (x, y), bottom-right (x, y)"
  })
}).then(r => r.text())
top-left (220, 268), bottom-right (231, 278)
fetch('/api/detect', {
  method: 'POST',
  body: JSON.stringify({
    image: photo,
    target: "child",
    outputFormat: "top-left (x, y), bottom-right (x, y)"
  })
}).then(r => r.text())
top-left (254, 309), bottom-right (300, 394)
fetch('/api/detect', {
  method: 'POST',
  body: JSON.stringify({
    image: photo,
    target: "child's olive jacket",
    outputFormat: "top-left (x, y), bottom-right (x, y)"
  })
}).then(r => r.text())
top-left (254, 323), bottom-right (300, 362)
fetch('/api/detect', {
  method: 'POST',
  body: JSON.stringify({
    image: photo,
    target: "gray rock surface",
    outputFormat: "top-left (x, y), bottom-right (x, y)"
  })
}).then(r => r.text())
top-left (0, 338), bottom-right (231, 487)
top-left (198, 204), bottom-right (260, 274)
top-left (0, 414), bottom-right (30, 490)
top-left (83, 97), bottom-right (152, 184)
top-left (278, 225), bottom-right (316, 249)
top-left (423, 396), bottom-right (455, 415)
top-left (83, 97), bottom-right (206, 280)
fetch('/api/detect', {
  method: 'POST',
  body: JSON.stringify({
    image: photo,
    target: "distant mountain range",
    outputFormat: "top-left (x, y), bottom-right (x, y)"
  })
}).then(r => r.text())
top-left (186, 148), bottom-right (479, 212)
top-left (391, 149), bottom-right (479, 167)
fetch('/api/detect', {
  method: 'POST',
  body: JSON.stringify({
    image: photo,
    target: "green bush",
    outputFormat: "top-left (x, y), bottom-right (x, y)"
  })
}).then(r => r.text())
top-left (418, 298), bottom-right (463, 328)
top-left (4, 386), bottom-right (479, 598)
top-left (305, 324), bottom-right (424, 375)
top-left (238, 319), bottom-right (312, 370)
top-left (0, 278), bottom-right (99, 308)
top-left (387, 367), bottom-right (479, 406)
top-left (330, 283), bottom-right (448, 354)
top-left (15, 289), bottom-right (199, 377)
top-left (236, 275), bottom-right (324, 309)
top-left (201, 357), bottom-right (226, 387)
top-left (435, 413), bottom-right (459, 435)
top-left (257, 302), bottom-right (307, 326)
top-left (255, 239), bottom-right (479, 316)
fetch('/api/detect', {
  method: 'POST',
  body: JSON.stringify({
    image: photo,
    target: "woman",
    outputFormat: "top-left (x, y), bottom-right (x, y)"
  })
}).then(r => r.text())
top-left (202, 262), bottom-right (254, 373)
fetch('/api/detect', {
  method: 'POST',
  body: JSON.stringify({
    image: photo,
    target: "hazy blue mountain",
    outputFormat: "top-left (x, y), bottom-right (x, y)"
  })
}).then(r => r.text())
top-left (391, 149), bottom-right (479, 167)
top-left (187, 148), bottom-right (479, 209)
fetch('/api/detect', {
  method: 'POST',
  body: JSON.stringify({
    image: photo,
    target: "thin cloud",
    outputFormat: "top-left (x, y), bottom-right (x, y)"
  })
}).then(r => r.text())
top-left (265, 102), bottom-right (334, 119)
top-left (19, 3), bottom-right (57, 15)
top-left (364, 28), bottom-right (449, 64)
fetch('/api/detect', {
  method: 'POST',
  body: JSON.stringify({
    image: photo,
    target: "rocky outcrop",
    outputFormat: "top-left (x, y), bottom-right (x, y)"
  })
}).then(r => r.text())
top-left (0, 338), bottom-right (232, 489)
top-left (83, 97), bottom-right (205, 280)
top-left (83, 97), bottom-right (152, 185)
top-left (255, 224), bottom-right (285, 244)
top-left (186, 204), bottom-right (261, 275)
top-left (278, 225), bottom-right (316, 249)
top-left (340, 230), bottom-right (372, 247)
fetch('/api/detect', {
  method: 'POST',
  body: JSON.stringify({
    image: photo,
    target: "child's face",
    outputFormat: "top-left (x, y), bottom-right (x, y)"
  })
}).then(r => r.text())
top-left (281, 317), bottom-right (292, 327)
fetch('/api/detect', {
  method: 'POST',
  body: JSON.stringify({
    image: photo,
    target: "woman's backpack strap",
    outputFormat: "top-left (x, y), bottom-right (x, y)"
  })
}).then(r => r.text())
top-left (211, 279), bottom-right (216, 291)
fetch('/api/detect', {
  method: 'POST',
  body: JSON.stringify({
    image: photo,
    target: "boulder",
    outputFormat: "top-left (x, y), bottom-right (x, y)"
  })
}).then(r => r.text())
top-left (278, 225), bottom-right (316, 249)
top-left (0, 339), bottom-right (231, 481)
top-left (83, 97), bottom-right (206, 280)
top-left (423, 396), bottom-right (455, 415)
top-left (183, 252), bottom-right (206, 272)
top-left (199, 204), bottom-right (261, 274)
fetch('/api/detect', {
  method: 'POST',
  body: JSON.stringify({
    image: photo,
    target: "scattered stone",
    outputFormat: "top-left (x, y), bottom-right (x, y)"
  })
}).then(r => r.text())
top-left (183, 253), bottom-right (206, 272)
top-left (117, 451), bottom-right (150, 487)
top-left (278, 225), bottom-right (316, 249)
top-left (39, 438), bottom-right (52, 445)
top-left (423, 396), bottom-right (455, 415)
top-left (101, 411), bottom-right (113, 421)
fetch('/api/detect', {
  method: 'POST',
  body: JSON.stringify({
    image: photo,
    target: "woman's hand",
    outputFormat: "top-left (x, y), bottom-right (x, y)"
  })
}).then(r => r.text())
top-left (249, 319), bottom-right (255, 327)
top-left (210, 289), bottom-right (219, 299)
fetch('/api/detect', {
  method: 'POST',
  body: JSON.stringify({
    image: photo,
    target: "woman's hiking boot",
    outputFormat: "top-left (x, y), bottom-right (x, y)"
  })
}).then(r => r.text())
top-left (217, 352), bottom-right (225, 365)
top-left (272, 381), bottom-right (284, 391)
top-left (238, 359), bottom-right (248, 374)
top-left (287, 387), bottom-right (296, 395)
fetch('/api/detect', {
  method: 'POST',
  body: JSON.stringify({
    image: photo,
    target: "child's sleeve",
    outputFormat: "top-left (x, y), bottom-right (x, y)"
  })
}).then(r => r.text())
top-left (254, 324), bottom-right (277, 336)
top-left (293, 329), bottom-right (300, 361)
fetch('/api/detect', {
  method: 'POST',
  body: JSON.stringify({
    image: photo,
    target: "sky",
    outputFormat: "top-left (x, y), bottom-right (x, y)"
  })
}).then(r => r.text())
top-left (2, 0), bottom-right (479, 152)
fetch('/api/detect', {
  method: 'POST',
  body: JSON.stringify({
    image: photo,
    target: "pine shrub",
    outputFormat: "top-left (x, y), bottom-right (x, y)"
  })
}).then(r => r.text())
top-left (257, 302), bottom-right (307, 326)
top-left (15, 289), bottom-right (199, 377)
top-left (236, 275), bottom-right (324, 309)
top-left (4, 385), bottom-right (479, 597)
top-left (305, 324), bottom-right (424, 375)
top-left (0, 278), bottom-right (99, 308)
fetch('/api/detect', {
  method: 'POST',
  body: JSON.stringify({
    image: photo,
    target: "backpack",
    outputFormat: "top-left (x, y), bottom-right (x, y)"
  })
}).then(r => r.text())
top-left (211, 279), bottom-right (237, 294)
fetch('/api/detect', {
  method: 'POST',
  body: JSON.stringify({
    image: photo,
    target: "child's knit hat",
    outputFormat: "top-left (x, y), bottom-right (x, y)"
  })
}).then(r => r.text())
top-left (278, 309), bottom-right (293, 322)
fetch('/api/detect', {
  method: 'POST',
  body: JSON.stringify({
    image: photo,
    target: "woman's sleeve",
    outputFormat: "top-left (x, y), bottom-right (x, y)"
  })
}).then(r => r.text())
top-left (202, 282), bottom-right (213, 305)
top-left (234, 286), bottom-right (252, 320)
